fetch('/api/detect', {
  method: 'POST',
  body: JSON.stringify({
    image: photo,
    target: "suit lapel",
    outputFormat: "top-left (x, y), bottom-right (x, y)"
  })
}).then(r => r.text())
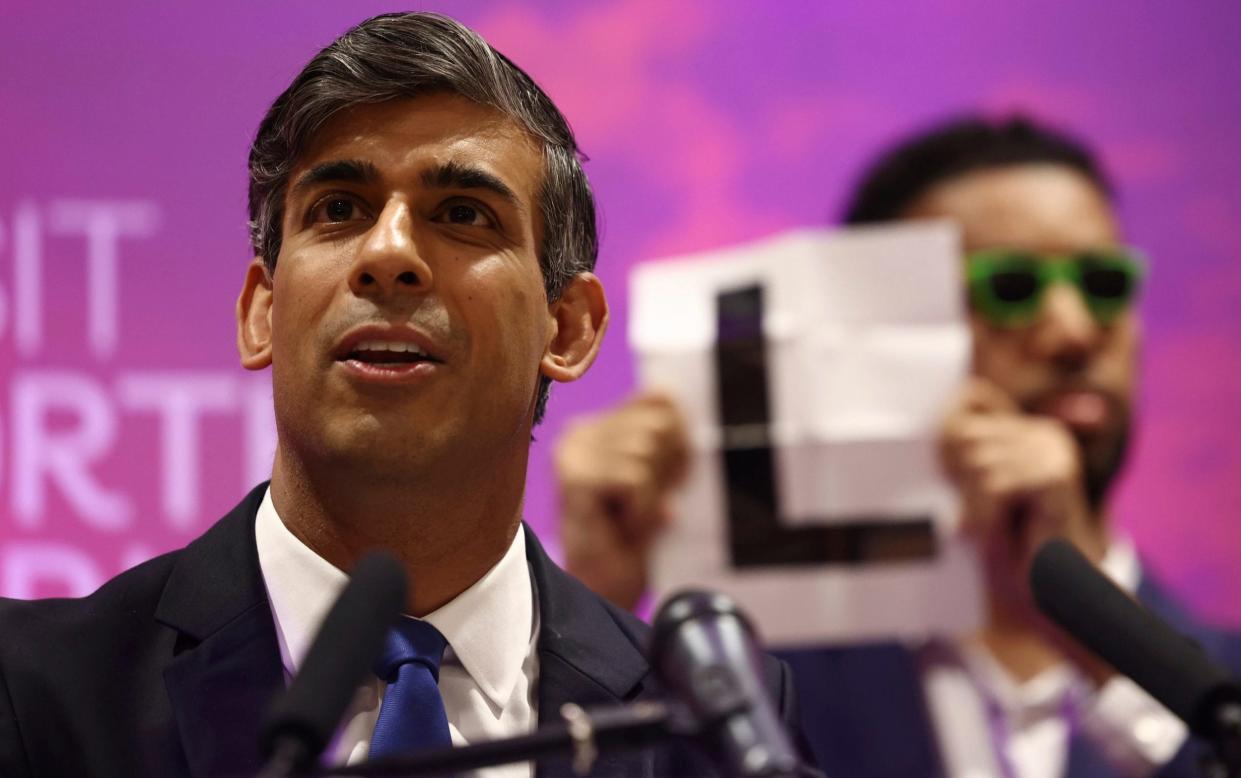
top-left (155, 484), bottom-right (285, 778)
top-left (524, 526), bottom-right (657, 778)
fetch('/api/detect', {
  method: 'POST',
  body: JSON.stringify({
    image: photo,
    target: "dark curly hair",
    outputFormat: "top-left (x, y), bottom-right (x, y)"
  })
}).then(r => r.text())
top-left (843, 115), bottom-right (1112, 225)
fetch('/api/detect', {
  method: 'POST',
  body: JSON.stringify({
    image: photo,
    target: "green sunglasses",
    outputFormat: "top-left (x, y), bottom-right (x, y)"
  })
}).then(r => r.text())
top-left (965, 247), bottom-right (1146, 327)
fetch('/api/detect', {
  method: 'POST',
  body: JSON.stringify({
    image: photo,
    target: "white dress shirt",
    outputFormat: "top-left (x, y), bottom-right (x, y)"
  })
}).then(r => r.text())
top-left (920, 538), bottom-right (1187, 778)
top-left (254, 487), bottom-right (539, 778)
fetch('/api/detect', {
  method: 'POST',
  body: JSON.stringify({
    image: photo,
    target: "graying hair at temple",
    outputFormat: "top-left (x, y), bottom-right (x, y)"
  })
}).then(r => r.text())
top-left (246, 11), bottom-right (598, 423)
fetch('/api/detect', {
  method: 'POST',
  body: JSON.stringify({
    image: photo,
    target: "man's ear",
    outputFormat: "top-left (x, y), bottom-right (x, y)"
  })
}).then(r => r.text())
top-left (236, 258), bottom-right (274, 370)
top-left (540, 272), bottom-right (608, 383)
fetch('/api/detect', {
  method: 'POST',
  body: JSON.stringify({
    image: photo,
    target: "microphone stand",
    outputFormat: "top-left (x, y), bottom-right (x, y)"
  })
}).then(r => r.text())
top-left (311, 699), bottom-right (822, 778)
top-left (1200, 701), bottom-right (1241, 778)
top-left (316, 700), bottom-right (691, 778)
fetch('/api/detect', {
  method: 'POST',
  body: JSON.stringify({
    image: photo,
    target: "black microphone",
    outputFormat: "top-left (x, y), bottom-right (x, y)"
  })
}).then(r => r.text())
top-left (259, 551), bottom-right (408, 778)
top-left (1030, 539), bottom-right (1241, 759)
top-left (650, 590), bottom-right (801, 778)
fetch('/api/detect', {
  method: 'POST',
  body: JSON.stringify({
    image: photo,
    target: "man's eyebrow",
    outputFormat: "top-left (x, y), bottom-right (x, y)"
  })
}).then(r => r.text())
top-left (289, 159), bottom-right (380, 200)
top-left (421, 161), bottom-right (525, 214)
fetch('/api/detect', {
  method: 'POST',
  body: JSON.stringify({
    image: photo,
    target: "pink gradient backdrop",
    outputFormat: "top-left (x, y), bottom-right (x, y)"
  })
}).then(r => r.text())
top-left (2, 1), bottom-right (1239, 623)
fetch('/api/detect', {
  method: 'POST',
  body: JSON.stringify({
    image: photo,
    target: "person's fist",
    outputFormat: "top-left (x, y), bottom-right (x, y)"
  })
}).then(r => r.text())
top-left (555, 391), bottom-right (690, 610)
top-left (940, 378), bottom-right (1105, 600)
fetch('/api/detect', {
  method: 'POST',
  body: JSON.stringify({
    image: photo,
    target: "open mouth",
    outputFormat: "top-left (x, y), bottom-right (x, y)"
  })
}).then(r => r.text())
top-left (339, 340), bottom-right (442, 368)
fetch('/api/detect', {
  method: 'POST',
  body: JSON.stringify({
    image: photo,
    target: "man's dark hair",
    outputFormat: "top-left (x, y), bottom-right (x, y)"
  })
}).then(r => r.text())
top-left (247, 12), bottom-right (597, 423)
top-left (842, 115), bottom-right (1113, 225)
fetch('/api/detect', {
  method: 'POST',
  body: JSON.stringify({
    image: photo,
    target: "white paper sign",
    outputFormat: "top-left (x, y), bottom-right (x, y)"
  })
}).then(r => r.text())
top-left (630, 222), bottom-right (983, 647)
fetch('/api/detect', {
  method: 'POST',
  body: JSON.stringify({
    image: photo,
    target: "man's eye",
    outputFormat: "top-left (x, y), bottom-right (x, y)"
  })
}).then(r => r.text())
top-left (439, 203), bottom-right (493, 227)
top-left (311, 197), bottom-right (361, 223)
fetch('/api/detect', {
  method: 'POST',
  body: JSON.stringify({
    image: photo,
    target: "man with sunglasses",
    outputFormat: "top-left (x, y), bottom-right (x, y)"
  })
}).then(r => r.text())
top-left (555, 116), bottom-right (1241, 777)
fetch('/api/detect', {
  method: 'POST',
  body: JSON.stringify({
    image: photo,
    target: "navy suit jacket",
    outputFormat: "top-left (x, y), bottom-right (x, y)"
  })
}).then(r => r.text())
top-left (0, 484), bottom-right (803, 777)
top-left (778, 572), bottom-right (1241, 778)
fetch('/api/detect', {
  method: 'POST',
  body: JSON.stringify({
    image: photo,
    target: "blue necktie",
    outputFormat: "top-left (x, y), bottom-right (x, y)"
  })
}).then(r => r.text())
top-left (369, 617), bottom-right (453, 760)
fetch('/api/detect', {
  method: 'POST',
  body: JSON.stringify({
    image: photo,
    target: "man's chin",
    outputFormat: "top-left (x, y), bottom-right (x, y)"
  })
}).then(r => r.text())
top-left (1076, 421), bottom-right (1132, 515)
top-left (311, 414), bottom-right (451, 468)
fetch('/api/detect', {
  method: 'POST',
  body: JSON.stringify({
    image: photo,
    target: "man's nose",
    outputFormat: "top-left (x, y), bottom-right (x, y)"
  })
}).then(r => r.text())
top-left (349, 201), bottom-right (433, 298)
top-left (1030, 283), bottom-right (1099, 368)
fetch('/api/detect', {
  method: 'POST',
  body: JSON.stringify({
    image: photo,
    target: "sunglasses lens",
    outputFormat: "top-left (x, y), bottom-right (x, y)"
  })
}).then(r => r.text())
top-left (1079, 259), bottom-right (1135, 301)
top-left (989, 269), bottom-right (1040, 302)
top-left (967, 252), bottom-right (1045, 326)
top-left (1078, 252), bottom-right (1143, 324)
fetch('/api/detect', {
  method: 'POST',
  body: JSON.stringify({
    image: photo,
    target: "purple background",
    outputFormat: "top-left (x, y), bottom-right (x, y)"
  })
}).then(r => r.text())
top-left (3, 2), bottom-right (1240, 623)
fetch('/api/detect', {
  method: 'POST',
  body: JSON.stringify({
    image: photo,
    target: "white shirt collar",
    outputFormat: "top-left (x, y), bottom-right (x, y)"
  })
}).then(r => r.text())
top-left (943, 535), bottom-right (1144, 719)
top-left (957, 639), bottom-right (1079, 722)
top-left (254, 486), bottom-right (535, 709)
top-left (1099, 532), bottom-right (1141, 595)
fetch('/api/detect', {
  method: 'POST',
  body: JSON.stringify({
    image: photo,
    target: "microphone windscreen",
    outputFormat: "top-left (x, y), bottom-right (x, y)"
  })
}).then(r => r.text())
top-left (261, 550), bottom-right (407, 765)
top-left (1030, 538), bottom-right (1238, 733)
top-left (651, 590), bottom-right (800, 777)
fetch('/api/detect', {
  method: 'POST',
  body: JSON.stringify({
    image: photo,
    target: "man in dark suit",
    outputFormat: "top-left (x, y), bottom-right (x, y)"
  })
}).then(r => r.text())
top-left (554, 116), bottom-right (1241, 777)
top-left (0, 13), bottom-right (801, 778)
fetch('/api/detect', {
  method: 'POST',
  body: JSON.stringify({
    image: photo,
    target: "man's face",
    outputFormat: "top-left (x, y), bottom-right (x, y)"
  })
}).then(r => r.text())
top-left (250, 95), bottom-right (554, 477)
top-left (907, 164), bottom-right (1138, 507)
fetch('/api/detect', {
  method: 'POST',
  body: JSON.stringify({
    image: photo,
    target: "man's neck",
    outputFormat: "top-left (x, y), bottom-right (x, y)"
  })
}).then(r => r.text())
top-left (975, 516), bottom-right (1114, 684)
top-left (268, 445), bottom-right (527, 616)
top-left (973, 609), bottom-right (1063, 684)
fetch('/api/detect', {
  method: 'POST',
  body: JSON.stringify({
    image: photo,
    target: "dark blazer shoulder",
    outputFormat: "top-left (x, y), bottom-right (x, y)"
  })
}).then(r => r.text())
top-left (0, 547), bottom-right (177, 627)
top-left (1131, 572), bottom-right (1241, 778)
top-left (523, 523), bottom-right (797, 706)
top-left (583, 590), bottom-right (800, 714)
top-left (0, 551), bottom-right (186, 778)
top-left (1139, 572), bottom-right (1241, 669)
top-left (601, 590), bottom-right (800, 690)
top-left (0, 482), bottom-right (268, 651)
top-left (0, 483), bottom-right (276, 778)
top-left (0, 547), bottom-right (189, 712)
top-left (571, 570), bottom-right (654, 661)
top-left (521, 525), bottom-right (809, 778)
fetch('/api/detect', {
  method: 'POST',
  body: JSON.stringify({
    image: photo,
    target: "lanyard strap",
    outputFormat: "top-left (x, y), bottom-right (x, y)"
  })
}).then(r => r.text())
top-left (980, 675), bottom-right (1083, 778)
